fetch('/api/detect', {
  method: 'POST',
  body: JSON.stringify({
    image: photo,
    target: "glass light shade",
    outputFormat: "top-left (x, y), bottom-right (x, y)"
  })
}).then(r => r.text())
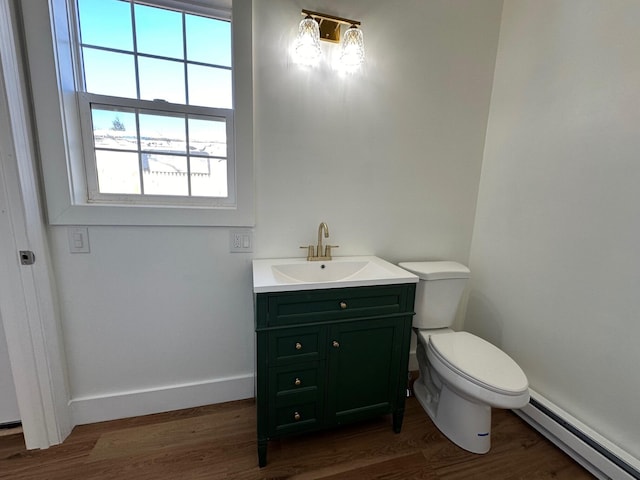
top-left (339, 25), bottom-right (364, 72)
top-left (293, 16), bottom-right (321, 67)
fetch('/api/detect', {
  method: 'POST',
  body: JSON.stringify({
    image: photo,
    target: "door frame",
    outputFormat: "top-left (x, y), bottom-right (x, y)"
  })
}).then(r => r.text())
top-left (0, 0), bottom-right (71, 449)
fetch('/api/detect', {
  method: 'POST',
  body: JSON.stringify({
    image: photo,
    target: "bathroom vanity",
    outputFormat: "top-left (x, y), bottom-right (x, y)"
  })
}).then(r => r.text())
top-left (253, 256), bottom-right (417, 467)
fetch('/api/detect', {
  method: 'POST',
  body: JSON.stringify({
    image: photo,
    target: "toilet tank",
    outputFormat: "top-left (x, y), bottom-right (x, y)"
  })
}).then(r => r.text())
top-left (398, 261), bottom-right (470, 329)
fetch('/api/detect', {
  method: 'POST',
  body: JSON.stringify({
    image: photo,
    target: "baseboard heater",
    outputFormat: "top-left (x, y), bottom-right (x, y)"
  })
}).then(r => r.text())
top-left (514, 390), bottom-right (640, 480)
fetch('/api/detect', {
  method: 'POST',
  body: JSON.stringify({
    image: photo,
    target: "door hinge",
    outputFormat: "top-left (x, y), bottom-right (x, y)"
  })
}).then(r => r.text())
top-left (19, 250), bottom-right (35, 265)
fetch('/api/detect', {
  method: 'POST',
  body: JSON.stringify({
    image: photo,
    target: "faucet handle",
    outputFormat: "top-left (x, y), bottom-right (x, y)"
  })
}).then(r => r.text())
top-left (324, 245), bottom-right (339, 258)
top-left (300, 245), bottom-right (314, 260)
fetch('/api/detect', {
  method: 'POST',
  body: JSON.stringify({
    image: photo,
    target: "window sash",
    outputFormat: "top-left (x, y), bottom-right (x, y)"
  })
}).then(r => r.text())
top-left (79, 92), bottom-right (235, 207)
top-left (73, 0), bottom-right (233, 107)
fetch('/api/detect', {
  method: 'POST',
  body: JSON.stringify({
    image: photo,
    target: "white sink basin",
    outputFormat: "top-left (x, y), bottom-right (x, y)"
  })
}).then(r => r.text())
top-left (253, 256), bottom-right (418, 293)
top-left (272, 261), bottom-right (368, 283)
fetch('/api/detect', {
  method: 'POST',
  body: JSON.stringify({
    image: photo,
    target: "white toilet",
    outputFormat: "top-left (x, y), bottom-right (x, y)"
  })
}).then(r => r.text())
top-left (398, 261), bottom-right (529, 454)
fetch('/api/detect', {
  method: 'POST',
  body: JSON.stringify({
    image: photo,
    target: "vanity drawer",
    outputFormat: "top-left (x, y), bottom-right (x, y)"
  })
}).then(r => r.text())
top-left (271, 399), bottom-right (321, 435)
top-left (265, 285), bottom-right (411, 326)
top-left (270, 362), bottom-right (322, 396)
top-left (268, 325), bottom-right (326, 365)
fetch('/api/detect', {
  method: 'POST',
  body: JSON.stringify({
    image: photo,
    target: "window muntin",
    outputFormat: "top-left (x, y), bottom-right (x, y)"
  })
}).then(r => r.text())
top-left (75, 0), bottom-right (233, 203)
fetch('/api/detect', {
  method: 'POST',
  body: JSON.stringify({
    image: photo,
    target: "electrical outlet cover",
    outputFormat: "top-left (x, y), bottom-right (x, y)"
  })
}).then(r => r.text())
top-left (230, 229), bottom-right (253, 253)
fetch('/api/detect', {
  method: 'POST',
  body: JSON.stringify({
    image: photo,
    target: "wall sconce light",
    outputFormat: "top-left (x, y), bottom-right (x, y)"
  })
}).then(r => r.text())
top-left (293, 9), bottom-right (365, 72)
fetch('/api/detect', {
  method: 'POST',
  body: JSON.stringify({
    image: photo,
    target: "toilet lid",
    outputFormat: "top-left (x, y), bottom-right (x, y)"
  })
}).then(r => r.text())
top-left (428, 332), bottom-right (528, 395)
top-left (399, 261), bottom-right (470, 280)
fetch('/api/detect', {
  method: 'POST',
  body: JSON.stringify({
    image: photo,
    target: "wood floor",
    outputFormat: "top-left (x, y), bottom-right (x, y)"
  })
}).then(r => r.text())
top-left (0, 397), bottom-right (593, 480)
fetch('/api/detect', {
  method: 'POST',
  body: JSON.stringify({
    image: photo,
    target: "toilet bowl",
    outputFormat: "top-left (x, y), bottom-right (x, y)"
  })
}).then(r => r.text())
top-left (426, 331), bottom-right (529, 409)
top-left (399, 261), bottom-right (529, 454)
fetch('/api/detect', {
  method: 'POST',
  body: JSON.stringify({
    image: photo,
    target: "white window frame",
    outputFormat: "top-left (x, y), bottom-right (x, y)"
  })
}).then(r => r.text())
top-left (20, 0), bottom-right (253, 226)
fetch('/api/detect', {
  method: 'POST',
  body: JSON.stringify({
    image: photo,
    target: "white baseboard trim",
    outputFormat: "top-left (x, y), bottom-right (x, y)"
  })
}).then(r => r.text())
top-left (514, 389), bottom-right (640, 480)
top-left (69, 374), bottom-right (255, 426)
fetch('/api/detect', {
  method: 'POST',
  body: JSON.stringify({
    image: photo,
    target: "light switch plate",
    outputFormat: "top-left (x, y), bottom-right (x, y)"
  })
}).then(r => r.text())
top-left (68, 226), bottom-right (90, 253)
top-left (230, 229), bottom-right (253, 253)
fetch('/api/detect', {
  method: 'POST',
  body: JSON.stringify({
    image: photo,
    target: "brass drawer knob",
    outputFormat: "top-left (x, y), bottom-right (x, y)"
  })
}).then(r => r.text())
top-left (294, 412), bottom-right (301, 421)
top-left (295, 342), bottom-right (302, 350)
top-left (294, 377), bottom-right (302, 386)
top-left (332, 340), bottom-right (340, 348)
top-left (339, 301), bottom-right (347, 309)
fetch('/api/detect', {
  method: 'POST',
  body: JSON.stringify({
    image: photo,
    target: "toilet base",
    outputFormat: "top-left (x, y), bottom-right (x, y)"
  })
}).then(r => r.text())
top-left (414, 378), bottom-right (492, 454)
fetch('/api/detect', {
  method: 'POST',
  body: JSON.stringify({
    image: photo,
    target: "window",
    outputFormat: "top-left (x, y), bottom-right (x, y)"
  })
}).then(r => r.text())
top-left (20, 0), bottom-right (254, 226)
top-left (76, 0), bottom-right (234, 206)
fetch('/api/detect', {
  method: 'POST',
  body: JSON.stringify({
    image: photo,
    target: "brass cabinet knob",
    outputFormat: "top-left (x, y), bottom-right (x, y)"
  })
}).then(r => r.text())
top-left (294, 377), bottom-right (302, 386)
top-left (295, 342), bottom-right (302, 350)
top-left (339, 301), bottom-right (347, 309)
top-left (332, 340), bottom-right (340, 348)
top-left (294, 412), bottom-right (301, 421)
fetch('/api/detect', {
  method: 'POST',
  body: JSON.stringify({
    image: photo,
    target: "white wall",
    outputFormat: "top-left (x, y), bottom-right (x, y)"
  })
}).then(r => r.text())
top-left (468, 0), bottom-right (640, 461)
top-left (43, 0), bottom-right (503, 423)
top-left (48, 227), bottom-right (256, 423)
top-left (253, 0), bottom-right (503, 263)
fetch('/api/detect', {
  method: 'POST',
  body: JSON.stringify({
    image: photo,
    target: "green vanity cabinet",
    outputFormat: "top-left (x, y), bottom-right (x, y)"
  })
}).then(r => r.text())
top-left (254, 283), bottom-right (416, 467)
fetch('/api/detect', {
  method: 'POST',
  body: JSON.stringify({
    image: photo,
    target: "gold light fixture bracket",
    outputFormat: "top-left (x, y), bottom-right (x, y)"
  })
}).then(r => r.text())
top-left (301, 9), bottom-right (361, 44)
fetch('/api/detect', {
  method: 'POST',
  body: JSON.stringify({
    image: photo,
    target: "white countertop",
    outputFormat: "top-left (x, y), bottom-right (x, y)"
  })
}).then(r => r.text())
top-left (252, 255), bottom-right (418, 293)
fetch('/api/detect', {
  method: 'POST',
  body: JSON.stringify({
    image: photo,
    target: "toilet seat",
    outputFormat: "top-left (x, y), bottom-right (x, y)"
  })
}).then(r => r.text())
top-left (420, 331), bottom-right (528, 396)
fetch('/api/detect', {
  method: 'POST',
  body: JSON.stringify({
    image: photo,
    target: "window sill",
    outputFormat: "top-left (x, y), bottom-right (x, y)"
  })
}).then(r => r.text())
top-left (47, 201), bottom-right (254, 227)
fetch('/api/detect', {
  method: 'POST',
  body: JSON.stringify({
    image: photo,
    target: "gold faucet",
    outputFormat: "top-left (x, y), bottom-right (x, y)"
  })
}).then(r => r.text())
top-left (317, 222), bottom-right (328, 257)
top-left (300, 222), bottom-right (339, 261)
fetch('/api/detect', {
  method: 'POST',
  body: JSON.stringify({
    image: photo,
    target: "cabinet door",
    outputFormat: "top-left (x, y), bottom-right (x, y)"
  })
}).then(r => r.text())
top-left (325, 317), bottom-right (406, 426)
